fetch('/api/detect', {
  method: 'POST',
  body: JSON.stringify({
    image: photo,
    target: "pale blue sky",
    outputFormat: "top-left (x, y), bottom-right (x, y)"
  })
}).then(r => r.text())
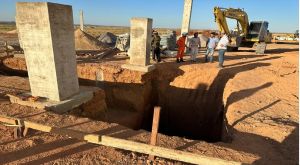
top-left (0, 0), bottom-right (298, 33)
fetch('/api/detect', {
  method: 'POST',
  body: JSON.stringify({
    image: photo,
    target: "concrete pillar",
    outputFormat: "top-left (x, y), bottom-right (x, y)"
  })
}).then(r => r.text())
top-left (181, 0), bottom-right (193, 34)
top-left (80, 10), bottom-right (84, 31)
top-left (16, 2), bottom-right (79, 101)
top-left (122, 17), bottom-right (155, 72)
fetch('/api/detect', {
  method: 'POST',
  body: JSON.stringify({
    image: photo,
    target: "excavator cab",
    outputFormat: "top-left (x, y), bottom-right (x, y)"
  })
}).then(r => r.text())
top-left (246, 21), bottom-right (269, 42)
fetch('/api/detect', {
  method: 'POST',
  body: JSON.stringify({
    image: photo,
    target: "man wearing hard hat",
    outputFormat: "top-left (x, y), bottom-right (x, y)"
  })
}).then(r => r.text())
top-left (176, 32), bottom-right (188, 63)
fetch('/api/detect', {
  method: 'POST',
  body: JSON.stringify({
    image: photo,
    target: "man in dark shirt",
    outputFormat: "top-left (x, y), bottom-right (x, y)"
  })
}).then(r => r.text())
top-left (151, 31), bottom-right (161, 62)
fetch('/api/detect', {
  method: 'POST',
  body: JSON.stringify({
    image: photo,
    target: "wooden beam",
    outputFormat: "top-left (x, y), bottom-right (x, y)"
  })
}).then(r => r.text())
top-left (0, 115), bottom-right (243, 165)
top-left (5, 41), bottom-right (9, 56)
top-left (97, 136), bottom-right (242, 165)
top-left (150, 106), bottom-right (161, 146)
top-left (0, 115), bottom-right (16, 125)
top-left (149, 106), bottom-right (161, 160)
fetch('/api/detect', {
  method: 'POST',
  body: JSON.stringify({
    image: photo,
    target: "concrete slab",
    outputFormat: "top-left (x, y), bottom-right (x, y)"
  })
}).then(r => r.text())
top-left (121, 64), bottom-right (155, 73)
top-left (8, 86), bottom-right (98, 114)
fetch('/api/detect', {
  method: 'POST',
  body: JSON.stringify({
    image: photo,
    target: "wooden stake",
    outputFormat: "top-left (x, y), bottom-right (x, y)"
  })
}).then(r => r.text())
top-left (5, 41), bottom-right (9, 56)
top-left (149, 106), bottom-right (161, 161)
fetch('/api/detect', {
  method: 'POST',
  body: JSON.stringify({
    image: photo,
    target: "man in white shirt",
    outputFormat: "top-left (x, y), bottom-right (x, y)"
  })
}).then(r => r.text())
top-left (205, 32), bottom-right (219, 63)
top-left (216, 32), bottom-right (230, 68)
top-left (188, 32), bottom-right (201, 62)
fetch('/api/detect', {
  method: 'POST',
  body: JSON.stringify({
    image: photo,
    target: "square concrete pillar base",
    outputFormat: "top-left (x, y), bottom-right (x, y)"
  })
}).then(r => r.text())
top-left (121, 64), bottom-right (155, 72)
top-left (8, 86), bottom-right (96, 114)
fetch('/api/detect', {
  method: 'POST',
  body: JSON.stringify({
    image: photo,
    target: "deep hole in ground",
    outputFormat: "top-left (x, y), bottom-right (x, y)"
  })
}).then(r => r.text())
top-left (77, 58), bottom-right (271, 143)
top-left (77, 63), bottom-right (231, 143)
top-left (143, 67), bottom-right (226, 142)
top-left (78, 79), bottom-right (226, 142)
top-left (1, 59), bottom-right (231, 143)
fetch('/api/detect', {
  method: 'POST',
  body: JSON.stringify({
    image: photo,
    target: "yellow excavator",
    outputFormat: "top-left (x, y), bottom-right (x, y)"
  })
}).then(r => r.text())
top-left (214, 7), bottom-right (271, 53)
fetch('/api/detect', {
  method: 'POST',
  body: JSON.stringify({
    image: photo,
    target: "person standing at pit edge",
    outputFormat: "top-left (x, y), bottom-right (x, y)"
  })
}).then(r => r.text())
top-left (151, 31), bottom-right (161, 62)
top-left (216, 32), bottom-right (229, 68)
top-left (188, 32), bottom-right (201, 62)
top-left (205, 32), bottom-right (219, 63)
top-left (176, 32), bottom-right (188, 63)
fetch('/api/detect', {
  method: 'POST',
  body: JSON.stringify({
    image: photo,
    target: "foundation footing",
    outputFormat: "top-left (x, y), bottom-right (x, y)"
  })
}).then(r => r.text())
top-left (8, 86), bottom-right (98, 114)
top-left (121, 64), bottom-right (155, 72)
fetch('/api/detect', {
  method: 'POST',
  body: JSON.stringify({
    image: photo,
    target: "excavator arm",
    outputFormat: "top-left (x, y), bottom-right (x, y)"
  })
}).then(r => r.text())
top-left (213, 6), bottom-right (270, 53)
top-left (214, 7), bottom-right (249, 36)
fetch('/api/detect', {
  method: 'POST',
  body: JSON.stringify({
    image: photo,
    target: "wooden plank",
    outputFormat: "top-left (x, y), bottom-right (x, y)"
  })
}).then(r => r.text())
top-left (149, 106), bottom-right (161, 161)
top-left (5, 41), bottom-right (9, 56)
top-left (24, 121), bottom-right (52, 132)
top-left (150, 106), bottom-right (161, 145)
top-left (0, 115), bottom-right (17, 125)
top-left (13, 119), bottom-right (20, 138)
top-left (23, 127), bottom-right (29, 137)
top-left (0, 115), bottom-right (243, 165)
top-left (97, 136), bottom-right (241, 165)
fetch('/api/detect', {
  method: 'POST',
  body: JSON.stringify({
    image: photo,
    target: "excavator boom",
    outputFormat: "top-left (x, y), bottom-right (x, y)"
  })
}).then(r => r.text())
top-left (214, 7), bottom-right (249, 36)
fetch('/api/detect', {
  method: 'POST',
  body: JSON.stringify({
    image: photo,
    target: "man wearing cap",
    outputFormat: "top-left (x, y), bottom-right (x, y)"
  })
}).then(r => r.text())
top-left (216, 32), bottom-right (229, 68)
top-left (151, 31), bottom-right (161, 62)
top-left (176, 32), bottom-right (188, 63)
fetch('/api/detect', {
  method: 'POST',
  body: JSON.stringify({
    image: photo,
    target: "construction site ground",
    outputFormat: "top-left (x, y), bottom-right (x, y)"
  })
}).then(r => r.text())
top-left (0, 34), bottom-right (298, 165)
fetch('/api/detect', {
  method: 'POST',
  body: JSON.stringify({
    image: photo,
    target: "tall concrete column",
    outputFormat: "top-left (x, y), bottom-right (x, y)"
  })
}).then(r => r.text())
top-left (16, 2), bottom-right (79, 101)
top-left (181, 0), bottom-right (193, 34)
top-left (122, 17), bottom-right (155, 72)
top-left (80, 10), bottom-right (84, 31)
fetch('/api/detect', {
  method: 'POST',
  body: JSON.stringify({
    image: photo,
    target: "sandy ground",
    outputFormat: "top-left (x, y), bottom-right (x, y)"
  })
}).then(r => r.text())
top-left (0, 41), bottom-right (298, 164)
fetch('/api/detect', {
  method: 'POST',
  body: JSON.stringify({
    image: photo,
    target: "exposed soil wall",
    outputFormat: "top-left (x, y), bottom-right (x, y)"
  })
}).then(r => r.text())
top-left (77, 63), bottom-right (155, 130)
top-left (0, 56), bottom-right (227, 141)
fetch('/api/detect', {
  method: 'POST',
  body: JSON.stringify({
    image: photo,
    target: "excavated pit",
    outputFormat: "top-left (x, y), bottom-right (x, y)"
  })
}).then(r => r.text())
top-left (76, 62), bottom-right (229, 142)
top-left (0, 56), bottom-right (229, 142)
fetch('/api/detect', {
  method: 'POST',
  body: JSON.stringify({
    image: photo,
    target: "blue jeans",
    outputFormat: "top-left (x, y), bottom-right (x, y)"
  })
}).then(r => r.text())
top-left (218, 49), bottom-right (226, 67)
top-left (205, 48), bottom-right (214, 62)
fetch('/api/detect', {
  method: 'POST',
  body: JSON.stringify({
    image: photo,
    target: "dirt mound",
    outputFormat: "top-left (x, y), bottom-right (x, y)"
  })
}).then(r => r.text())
top-left (6, 29), bottom-right (17, 34)
top-left (97, 32), bottom-right (117, 45)
top-left (74, 29), bottom-right (108, 51)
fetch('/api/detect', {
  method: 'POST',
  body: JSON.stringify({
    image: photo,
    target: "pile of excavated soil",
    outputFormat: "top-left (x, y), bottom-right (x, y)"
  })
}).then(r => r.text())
top-left (74, 29), bottom-right (108, 51)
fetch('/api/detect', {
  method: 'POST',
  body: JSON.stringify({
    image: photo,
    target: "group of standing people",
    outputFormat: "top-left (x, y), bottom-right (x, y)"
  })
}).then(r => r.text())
top-left (176, 31), bottom-right (229, 68)
top-left (151, 30), bottom-right (230, 68)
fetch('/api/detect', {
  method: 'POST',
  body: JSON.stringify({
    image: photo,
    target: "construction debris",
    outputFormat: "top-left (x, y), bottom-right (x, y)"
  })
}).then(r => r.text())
top-left (6, 43), bottom-right (23, 53)
top-left (91, 48), bottom-right (115, 59)
top-left (115, 33), bottom-right (130, 51)
top-left (160, 30), bottom-right (177, 50)
top-left (161, 50), bottom-right (177, 57)
top-left (97, 32), bottom-right (117, 45)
